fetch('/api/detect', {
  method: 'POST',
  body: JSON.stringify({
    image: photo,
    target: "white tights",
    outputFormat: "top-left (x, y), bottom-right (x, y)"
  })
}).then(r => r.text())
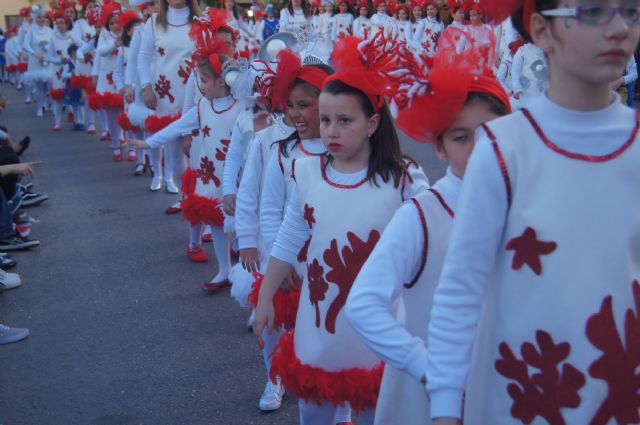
top-left (52, 99), bottom-right (63, 126)
top-left (34, 81), bottom-right (45, 114)
top-left (298, 400), bottom-right (364, 425)
top-left (164, 138), bottom-right (185, 188)
top-left (189, 223), bottom-right (202, 249)
top-left (209, 225), bottom-right (230, 282)
top-left (104, 108), bottom-right (123, 151)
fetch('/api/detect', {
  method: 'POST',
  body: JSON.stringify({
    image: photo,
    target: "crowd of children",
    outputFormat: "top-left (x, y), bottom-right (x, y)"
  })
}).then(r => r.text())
top-left (1, 0), bottom-right (639, 424)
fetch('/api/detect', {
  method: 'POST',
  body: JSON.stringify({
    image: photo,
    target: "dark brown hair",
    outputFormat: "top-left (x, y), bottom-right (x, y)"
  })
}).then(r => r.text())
top-left (287, 0), bottom-right (312, 19)
top-left (156, 0), bottom-right (201, 30)
top-left (322, 79), bottom-right (416, 188)
top-left (121, 18), bottom-right (143, 47)
top-left (511, 0), bottom-right (559, 43)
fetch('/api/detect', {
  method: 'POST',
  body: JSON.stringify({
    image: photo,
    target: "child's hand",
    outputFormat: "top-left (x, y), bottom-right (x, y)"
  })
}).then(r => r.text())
top-left (280, 268), bottom-right (301, 292)
top-left (122, 85), bottom-right (134, 103)
top-left (240, 248), bottom-right (260, 274)
top-left (129, 139), bottom-right (149, 150)
top-left (1, 161), bottom-right (42, 178)
top-left (143, 85), bottom-right (157, 110)
top-left (252, 301), bottom-right (275, 349)
top-left (181, 135), bottom-right (192, 157)
top-left (222, 194), bottom-right (236, 216)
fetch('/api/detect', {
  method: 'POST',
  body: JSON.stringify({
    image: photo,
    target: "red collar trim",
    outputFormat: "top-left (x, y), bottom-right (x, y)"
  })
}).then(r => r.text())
top-left (211, 99), bottom-right (237, 114)
top-left (320, 155), bottom-right (368, 189)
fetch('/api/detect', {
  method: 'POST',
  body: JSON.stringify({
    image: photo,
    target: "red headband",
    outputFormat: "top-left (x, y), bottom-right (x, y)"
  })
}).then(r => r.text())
top-left (270, 49), bottom-right (330, 111)
top-left (324, 72), bottom-right (382, 112)
top-left (469, 74), bottom-right (511, 113)
top-left (298, 67), bottom-right (330, 91)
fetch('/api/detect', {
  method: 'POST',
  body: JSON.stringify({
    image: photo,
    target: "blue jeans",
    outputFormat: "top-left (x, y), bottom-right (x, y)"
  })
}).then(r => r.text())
top-left (626, 82), bottom-right (635, 106)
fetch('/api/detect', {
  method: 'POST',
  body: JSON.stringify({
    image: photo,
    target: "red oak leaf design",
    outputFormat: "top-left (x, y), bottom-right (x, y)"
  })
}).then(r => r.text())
top-left (586, 280), bottom-right (640, 425)
top-left (196, 156), bottom-right (220, 187)
top-left (154, 74), bottom-right (175, 103)
top-left (298, 237), bottom-right (311, 263)
top-left (83, 52), bottom-right (94, 66)
top-left (106, 72), bottom-right (114, 86)
top-left (215, 139), bottom-right (230, 162)
top-left (177, 58), bottom-right (196, 85)
top-left (506, 227), bottom-right (557, 276)
top-left (303, 204), bottom-right (315, 229)
top-left (202, 125), bottom-right (211, 138)
top-left (323, 230), bottom-right (381, 334)
top-left (307, 258), bottom-right (328, 328)
top-left (495, 330), bottom-right (586, 425)
top-left (157, 46), bottom-right (165, 56)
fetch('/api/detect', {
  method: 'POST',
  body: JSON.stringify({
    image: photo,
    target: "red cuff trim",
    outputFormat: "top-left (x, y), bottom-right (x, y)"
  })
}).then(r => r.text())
top-left (181, 193), bottom-right (224, 227)
top-left (270, 331), bottom-right (384, 411)
top-left (249, 273), bottom-right (300, 331)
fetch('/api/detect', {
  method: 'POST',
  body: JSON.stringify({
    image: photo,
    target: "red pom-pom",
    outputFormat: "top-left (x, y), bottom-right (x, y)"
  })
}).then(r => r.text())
top-left (88, 91), bottom-right (124, 110)
top-left (49, 88), bottom-right (65, 101)
top-left (17, 63), bottom-right (28, 73)
top-left (248, 273), bottom-right (301, 331)
top-left (270, 331), bottom-right (384, 411)
top-left (181, 193), bottom-right (225, 226)
top-left (144, 113), bottom-right (181, 133)
top-left (5, 65), bottom-right (16, 73)
top-left (189, 8), bottom-right (234, 40)
top-left (117, 111), bottom-right (141, 132)
top-left (181, 168), bottom-right (198, 196)
top-left (70, 75), bottom-right (94, 93)
top-left (117, 9), bottom-right (141, 29)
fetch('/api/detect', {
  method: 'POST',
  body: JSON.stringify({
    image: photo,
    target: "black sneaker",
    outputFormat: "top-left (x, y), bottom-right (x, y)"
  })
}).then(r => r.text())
top-left (0, 257), bottom-right (17, 270)
top-left (0, 235), bottom-right (40, 251)
top-left (21, 193), bottom-right (48, 207)
top-left (16, 137), bottom-right (30, 156)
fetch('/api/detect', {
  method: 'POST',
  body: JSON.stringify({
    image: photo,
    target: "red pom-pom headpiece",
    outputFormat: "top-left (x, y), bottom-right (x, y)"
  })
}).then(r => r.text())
top-left (20, 6), bottom-right (31, 18)
top-left (372, 0), bottom-right (386, 8)
top-left (58, 0), bottom-right (76, 11)
top-left (192, 30), bottom-right (233, 76)
top-left (269, 49), bottom-right (329, 111)
top-left (387, 27), bottom-right (510, 143)
top-left (356, 0), bottom-right (369, 9)
top-left (189, 7), bottom-right (238, 42)
top-left (326, 33), bottom-right (399, 111)
top-left (409, 0), bottom-right (426, 11)
top-left (97, 1), bottom-right (122, 28)
top-left (117, 10), bottom-right (141, 29)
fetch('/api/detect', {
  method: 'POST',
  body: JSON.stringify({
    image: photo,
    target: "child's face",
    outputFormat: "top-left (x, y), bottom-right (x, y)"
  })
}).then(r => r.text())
top-left (65, 7), bottom-right (76, 22)
top-left (199, 69), bottom-right (224, 100)
top-left (398, 8), bottom-right (408, 20)
top-left (377, 2), bottom-right (386, 13)
top-left (359, 6), bottom-right (368, 16)
top-left (532, 0), bottom-right (640, 89)
top-left (109, 15), bottom-right (122, 34)
top-left (469, 9), bottom-right (481, 24)
top-left (55, 17), bottom-right (69, 33)
top-left (339, 2), bottom-right (348, 13)
top-left (437, 98), bottom-right (499, 178)
top-left (35, 15), bottom-right (47, 27)
top-left (85, 2), bottom-right (96, 17)
top-left (323, 4), bottom-right (333, 13)
top-left (412, 6), bottom-right (423, 19)
top-left (286, 85), bottom-right (320, 139)
top-left (319, 92), bottom-right (379, 162)
top-left (426, 4), bottom-right (437, 17)
top-left (453, 7), bottom-right (464, 22)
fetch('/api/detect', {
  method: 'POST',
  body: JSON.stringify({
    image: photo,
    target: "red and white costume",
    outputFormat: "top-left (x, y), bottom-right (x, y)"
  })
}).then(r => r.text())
top-left (352, 16), bottom-right (371, 39)
top-left (49, 27), bottom-right (73, 127)
top-left (333, 12), bottom-right (354, 40)
top-left (427, 94), bottom-right (640, 423)
top-left (415, 16), bottom-right (443, 57)
top-left (71, 15), bottom-right (96, 131)
top-left (269, 155), bottom-right (427, 413)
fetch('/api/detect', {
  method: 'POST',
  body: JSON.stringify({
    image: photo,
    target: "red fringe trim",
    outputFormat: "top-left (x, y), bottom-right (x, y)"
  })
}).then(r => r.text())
top-left (88, 91), bottom-right (124, 110)
top-left (181, 193), bottom-right (224, 226)
top-left (117, 111), bottom-right (141, 133)
top-left (50, 88), bottom-right (65, 101)
top-left (17, 63), bottom-right (28, 72)
top-left (181, 168), bottom-right (197, 196)
top-left (144, 113), bottom-right (181, 133)
top-left (70, 75), bottom-right (95, 93)
top-left (249, 273), bottom-right (300, 331)
top-left (270, 331), bottom-right (384, 411)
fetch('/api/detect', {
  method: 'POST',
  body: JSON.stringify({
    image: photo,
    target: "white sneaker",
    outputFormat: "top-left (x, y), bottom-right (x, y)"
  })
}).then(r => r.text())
top-left (259, 378), bottom-right (284, 411)
top-left (165, 178), bottom-right (179, 194)
top-left (0, 269), bottom-right (21, 290)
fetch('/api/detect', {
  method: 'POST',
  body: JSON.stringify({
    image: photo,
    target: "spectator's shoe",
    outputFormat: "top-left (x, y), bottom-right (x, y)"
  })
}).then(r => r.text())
top-left (113, 153), bottom-right (123, 162)
top-left (0, 235), bottom-right (40, 251)
top-left (0, 257), bottom-right (17, 270)
top-left (201, 279), bottom-right (231, 293)
top-left (19, 183), bottom-right (34, 193)
top-left (36, 109), bottom-right (43, 118)
top-left (21, 193), bottom-right (48, 207)
top-left (186, 245), bottom-right (208, 262)
top-left (52, 125), bottom-right (60, 132)
top-left (128, 150), bottom-right (137, 162)
top-left (134, 163), bottom-right (145, 176)
top-left (0, 324), bottom-right (29, 345)
top-left (16, 224), bottom-right (31, 238)
top-left (16, 137), bottom-right (30, 156)
top-left (0, 269), bottom-right (21, 290)
top-left (259, 378), bottom-right (285, 411)
top-left (165, 202), bottom-right (181, 215)
top-left (87, 124), bottom-right (97, 134)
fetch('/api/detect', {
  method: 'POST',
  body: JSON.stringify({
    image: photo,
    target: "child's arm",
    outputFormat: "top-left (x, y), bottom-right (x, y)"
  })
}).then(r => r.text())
top-left (96, 29), bottom-right (117, 57)
top-left (259, 149), bottom-right (288, 253)
top-left (222, 112), bottom-right (254, 214)
top-left (130, 107), bottom-right (198, 150)
top-left (112, 48), bottom-right (125, 91)
top-left (402, 162), bottom-right (430, 199)
top-left (346, 201), bottom-right (427, 382)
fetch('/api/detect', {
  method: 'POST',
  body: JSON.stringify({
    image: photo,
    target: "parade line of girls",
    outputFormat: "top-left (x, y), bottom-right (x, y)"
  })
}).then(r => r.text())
top-left (3, 0), bottom-right (639, 424)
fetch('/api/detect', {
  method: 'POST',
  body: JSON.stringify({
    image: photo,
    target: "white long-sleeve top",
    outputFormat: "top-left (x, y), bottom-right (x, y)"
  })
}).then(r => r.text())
top-left (222, 109), bottom-right (255, 197)
top-left (22, 24), bottom-right (52, 56)
top-left (426, 92), bottom-right (637, 419)
top-left (271, 162), bottom-right (429, 263)
top-left (332, 13), bottom-right (354, 40)
top-left (138, 6), bottom-right (190, 86)
top-left (18, 22), bottom-right (30, 56)
top-left (145, 96), bottom-right (236, 148)
top-left (236, 119), bottom-right (295, 250)
top-left (259, 138), bottom-right (326, 253)
top-left (182, 71), bottom-right (199, 114)
top-left (346, 168), bottom-right (458, 383)
top-left (113, 47), bottom-right (126, 91)
top-left (96, 29), bottom-right (118, 57)
top-left (352, 16), bottom-right (370, 39)
top-left (624, 55), bottom-right (638, 85)
top-left (125, 25), bottom-right (143, 87)
top-left (278, 8), bottom-right (309, 33)
top-left (72, 18), bottom-right (95, 47)
top-left (47, 29), bottom-right (72, 64)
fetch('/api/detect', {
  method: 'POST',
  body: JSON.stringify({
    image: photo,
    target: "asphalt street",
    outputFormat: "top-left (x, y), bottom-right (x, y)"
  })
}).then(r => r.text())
top-left (0, 84), bottom-right (446, 425)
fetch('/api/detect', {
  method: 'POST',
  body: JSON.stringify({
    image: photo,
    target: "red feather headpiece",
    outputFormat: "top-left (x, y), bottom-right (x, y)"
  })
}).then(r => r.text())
top-left (476, 0), bottom-right (525, 26)
top-left (117, 9), bottom-right (141, 29)
top-left (189, 7), bottom-right (238, 42)
top-left (409, 0), bottom-right (426, 11)
top-left (20, 7), bottom-right (31, 18)
top-left (58, 0), bottom-right (76, 11)
top-left (387, 29), bottom-right (509, 143)
top-left (356, 0), bottom-right (369, 9)
top-left (97, 1), bottom-right (122, 28)
top-left (192, 30), bottom-right (234, 76)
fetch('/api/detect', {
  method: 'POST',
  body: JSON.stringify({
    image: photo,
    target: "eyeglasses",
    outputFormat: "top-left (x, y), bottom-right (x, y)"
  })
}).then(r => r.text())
top-left (541, 5), bottom-right (640, 26)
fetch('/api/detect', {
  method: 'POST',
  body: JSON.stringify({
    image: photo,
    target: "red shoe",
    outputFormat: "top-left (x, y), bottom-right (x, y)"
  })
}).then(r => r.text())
top-left (16, 224), bottom-right (31, 238)
top-left (165, 204), bottom-right (181, 215)
top-left (100, 132), bottom-right (109, 141)
top-left (187, 245), bottom-right (208, 262)
top-left (201, 232), bottom-right (213, 243)
top-left (67, 112), bottom-right (74, 122)
top-left (128, 151), bottom-right (138, 162)
top-left (52, 125), bottom-right (61, 132)
top-left (87, 125), bottom-right (97, 134)
top-left (113, 153), bottom-right (122, 162)
top-left (202, 279), bottom-right (231, 293)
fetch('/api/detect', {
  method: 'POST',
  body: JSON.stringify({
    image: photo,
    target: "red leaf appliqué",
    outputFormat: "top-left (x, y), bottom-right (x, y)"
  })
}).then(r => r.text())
top-left (297, 237), bottom-right (311, 263)
top-left (215, 139), bottom-right (230, 162)
top-left (586, 280), bottom-right (640, 425)
top-left (157, 46), bottom-right (165, 56)
top-left (196, 156), bottom-right (220, 187)
top-left (506, 227), bottom-right (557, 276)
top-left (178, 58), bottom-right (196, 85)
top-left (303, 204), bottom-right (316, 229)
top-left (495, 330), bottom-right (586, 425)
top-left (322, 230), bottom-right (381, 334)
top-left (106, 72), bottom-right (114, 86)
top-left (154, 74), bottom-right (175, 103)
top-left (308, 259), bottom-right (328, 328)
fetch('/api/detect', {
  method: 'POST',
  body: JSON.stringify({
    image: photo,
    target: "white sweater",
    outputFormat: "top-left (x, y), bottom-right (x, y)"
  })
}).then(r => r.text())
top-left (426, 92), bottom-right (637, 419)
